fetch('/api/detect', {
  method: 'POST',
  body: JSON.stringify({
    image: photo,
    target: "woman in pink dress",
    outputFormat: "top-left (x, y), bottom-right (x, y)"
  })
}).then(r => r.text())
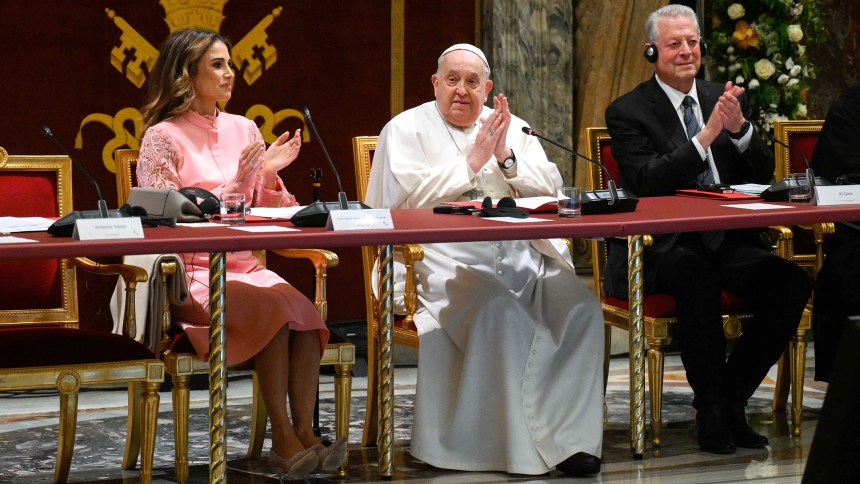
top-left (137, 28), bottom-right (345, 476)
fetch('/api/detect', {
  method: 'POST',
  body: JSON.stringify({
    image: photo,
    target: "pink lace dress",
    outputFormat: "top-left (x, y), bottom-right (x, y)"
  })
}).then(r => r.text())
top-left (137, 109), bottom-right (328, 363)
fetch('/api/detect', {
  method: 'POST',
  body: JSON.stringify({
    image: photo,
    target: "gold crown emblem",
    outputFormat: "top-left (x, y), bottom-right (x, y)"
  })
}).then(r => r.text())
top-left (160, 0), bottom-right (229, 32)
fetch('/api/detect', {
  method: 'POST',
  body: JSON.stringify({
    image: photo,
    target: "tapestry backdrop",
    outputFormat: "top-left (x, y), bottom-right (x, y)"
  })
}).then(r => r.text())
top-left (0, 0), bottom-right (476, 328)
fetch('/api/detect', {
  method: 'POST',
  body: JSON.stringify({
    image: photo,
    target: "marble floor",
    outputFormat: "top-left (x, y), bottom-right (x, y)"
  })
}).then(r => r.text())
top-left (0, 348), bottom-right (827, 483)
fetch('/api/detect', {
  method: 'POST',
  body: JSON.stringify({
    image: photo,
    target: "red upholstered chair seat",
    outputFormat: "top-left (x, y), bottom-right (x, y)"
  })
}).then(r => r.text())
top-left (0, 327), bottom-right (155, 368)
top-left (604, 290), bottom-right (750, 318)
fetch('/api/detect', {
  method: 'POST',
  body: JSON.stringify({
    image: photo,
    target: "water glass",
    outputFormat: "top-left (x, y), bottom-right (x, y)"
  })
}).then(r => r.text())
top-left (788, 173), bottom-right (812, 203)
top-left (558, 187), bottom-right (582, 218)
top-left (220, 193), bottom-right (246, 225)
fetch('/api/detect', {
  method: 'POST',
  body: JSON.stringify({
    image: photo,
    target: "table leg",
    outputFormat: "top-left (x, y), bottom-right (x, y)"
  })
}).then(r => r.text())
top-left (208, 252), bottom-right (228, 483)
top-left (627, 236), bottom-right (646, 457)
top-left (376, 245), bottom-right (394, 479)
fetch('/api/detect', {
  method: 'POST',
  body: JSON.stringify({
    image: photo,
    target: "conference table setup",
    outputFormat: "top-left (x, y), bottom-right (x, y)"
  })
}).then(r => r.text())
top-left (3, 195), bottom-right (860, 482)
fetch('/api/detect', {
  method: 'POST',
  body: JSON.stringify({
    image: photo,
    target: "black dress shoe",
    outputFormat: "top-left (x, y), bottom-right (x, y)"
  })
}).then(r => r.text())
top-left (556, 452), bottom-right (600, 476)
top-left (726, 403), bottom-right (769, 448)
top-left (696, 403), bottom-right (736, 454)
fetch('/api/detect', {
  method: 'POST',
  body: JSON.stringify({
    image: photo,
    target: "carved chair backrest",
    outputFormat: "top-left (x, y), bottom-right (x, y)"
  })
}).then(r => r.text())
top-left (773, 120), bottom-right (824, 181)
top-left (0, 149), bottom-right (78, 326)
top-left (352, 136), bottom-right (379, 327)
top-left (583, 128), bottom-right (614, 300)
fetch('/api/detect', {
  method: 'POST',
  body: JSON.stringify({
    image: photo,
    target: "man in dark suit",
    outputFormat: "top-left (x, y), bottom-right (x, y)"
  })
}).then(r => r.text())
top-left (809, 84), bottom-right (860, 382)
top-left (604, 5), bottom-right (811, 454)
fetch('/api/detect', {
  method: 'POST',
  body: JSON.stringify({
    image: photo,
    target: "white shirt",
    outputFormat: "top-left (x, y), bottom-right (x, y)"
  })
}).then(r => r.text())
top-left (655, 74), bottom-right (754, 184)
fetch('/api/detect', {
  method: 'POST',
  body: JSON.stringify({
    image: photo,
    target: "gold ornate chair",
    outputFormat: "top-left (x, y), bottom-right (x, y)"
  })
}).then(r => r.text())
top-left (114, 149), bottom-right (354, 479)
top-left (352, 136), bottom-right (424, 447)
top-left (0, 147), bottom-right (164, 483)
top-left (772, 119), bottom-right (832, 275)
top-left (585, 127), bottom-right (811, 442)
top-left (770, 119), bottom-right (829, 433)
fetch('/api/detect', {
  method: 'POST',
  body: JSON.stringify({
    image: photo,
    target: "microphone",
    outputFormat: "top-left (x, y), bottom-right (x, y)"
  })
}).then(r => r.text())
top-left (43, 125), bottom-right (109, 218)
top-left (521, 126), bottom-right (637, 215)
top-left (42, 125), bottom-right (127, 236)
top-left (761, 134), bottom-right (831, 201)
top-left (302, 107), bottom-right (348, 209)
top-left (290, 108), bottom-right (371, 227)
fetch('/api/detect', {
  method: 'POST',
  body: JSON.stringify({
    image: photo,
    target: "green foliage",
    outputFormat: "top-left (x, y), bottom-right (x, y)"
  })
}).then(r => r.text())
top-left (708, 0), bottom-right (826, 137)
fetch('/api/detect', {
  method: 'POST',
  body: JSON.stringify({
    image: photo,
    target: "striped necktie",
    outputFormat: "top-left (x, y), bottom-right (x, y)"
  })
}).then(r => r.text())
top-left (682, 95), bottom-right (723, 250)
top-left (682, 96), bottom-right (714, 185)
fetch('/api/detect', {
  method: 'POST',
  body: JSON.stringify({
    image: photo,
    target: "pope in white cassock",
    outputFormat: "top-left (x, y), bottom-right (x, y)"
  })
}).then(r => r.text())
top-left (365, 44), bottom-right (605, 476)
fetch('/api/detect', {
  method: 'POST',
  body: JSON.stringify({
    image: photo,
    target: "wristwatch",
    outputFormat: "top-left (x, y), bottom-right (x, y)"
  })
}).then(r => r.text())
top-left (728, 120), bottom-right (751, 140)
top-left (498, 150), bottom-right (516, 170)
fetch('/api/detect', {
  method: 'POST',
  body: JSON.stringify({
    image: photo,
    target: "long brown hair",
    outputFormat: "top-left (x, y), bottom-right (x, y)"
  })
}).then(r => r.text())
top-left (140, 28), bottom-right (232, 136)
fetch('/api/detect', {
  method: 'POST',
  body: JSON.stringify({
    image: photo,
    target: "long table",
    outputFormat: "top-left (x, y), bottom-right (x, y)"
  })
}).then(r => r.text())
top-left (4, 196), bottom-right (859, 482)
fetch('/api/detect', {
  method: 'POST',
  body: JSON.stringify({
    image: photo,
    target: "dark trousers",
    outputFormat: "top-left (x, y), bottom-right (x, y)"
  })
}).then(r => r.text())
top-left (655, 231), bottom-right (811, 409)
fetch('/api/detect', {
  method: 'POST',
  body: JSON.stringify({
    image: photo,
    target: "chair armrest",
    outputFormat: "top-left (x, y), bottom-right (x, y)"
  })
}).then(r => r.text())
top-left (270, 249), bottom-right (339, 268)
top-left (269, 249), bottom-right (339, 322)
top-left (70, 257), bottom-right (148, 285)
top-left (814, 222), bottom-right (835, 276)
top-left (69, 257), bottom-right (148, 339)
top-left (764, 223), bottom-right (834, 279)
top-left (393, 244), bottom-right (424, 331)
top-left (764, 226), bottom-right (794, 259)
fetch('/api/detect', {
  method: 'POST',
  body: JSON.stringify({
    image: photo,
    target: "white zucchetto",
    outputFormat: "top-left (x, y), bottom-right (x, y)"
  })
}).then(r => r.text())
top-left (441, 43), bottom-right (489, 71)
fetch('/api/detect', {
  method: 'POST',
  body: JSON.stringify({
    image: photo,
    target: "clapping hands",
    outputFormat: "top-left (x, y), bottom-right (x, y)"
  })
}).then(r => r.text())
top-left (466, 94), bottom-right (513, 173)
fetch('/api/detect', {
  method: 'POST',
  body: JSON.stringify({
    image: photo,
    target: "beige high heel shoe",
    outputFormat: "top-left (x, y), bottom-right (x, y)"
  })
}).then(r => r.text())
top-left (315, 436), bottom-right (348, 472)
top-left (268, 446), bottom-right (319, 481)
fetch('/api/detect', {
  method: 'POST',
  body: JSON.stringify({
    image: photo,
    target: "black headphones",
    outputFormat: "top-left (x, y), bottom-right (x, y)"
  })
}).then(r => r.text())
top-left (644, 38), bottom-right (708, 63)
top-left (178, 186), bottom-right (220, 216)
top-left (479, 196), bottom-right (529, 218)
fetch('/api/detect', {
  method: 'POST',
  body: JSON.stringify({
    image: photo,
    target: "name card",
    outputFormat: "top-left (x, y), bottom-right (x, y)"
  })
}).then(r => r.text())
top-left (73, 218), bottom-right (144, 240)
top-left (814, 186), bottom-right (860, 206)
top-left (325, 209), bottom-right (394, 231)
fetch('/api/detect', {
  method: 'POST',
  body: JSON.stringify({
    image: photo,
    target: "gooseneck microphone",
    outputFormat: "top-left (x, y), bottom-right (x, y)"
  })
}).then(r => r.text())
top-left (760, 134), bottom-right (831, 201)
top-left (289, 108), bottom-right (371, 227)
top-left (42, 125), bottom-right (109, 218)
top-left (302, 107), bottom-right (348, 210)
top-left (42, 125), bottom-right (130, 236)
top-left (522, 126), bottom-right (638, 214)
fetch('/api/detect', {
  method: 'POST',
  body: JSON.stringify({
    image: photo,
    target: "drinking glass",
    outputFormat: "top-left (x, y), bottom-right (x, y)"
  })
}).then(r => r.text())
top-left (558, 187), bottom-right (582, 218)
top-left (219, 193), bottom-right (246, 225)
top-left (788, 173), bottom-right (812, 203)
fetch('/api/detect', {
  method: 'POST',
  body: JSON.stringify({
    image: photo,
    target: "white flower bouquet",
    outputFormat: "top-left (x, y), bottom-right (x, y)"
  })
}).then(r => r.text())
top-left (707, 0), bottom-right (825, 136)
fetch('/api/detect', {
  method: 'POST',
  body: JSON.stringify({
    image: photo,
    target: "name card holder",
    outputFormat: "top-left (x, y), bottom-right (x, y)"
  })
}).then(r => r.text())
top-left (813, 186), bottom-right (860, 206)
top-left (72, 218), bottom-right (144, 240)
top-left (326, 209), bottom-right (394, 231)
